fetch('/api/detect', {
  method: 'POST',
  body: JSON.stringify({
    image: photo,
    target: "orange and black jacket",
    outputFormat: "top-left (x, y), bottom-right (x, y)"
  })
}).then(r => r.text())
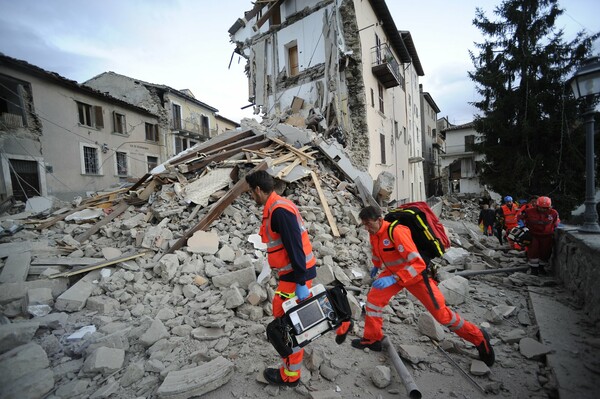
top-left (260, 192), bottom-right (316, 284)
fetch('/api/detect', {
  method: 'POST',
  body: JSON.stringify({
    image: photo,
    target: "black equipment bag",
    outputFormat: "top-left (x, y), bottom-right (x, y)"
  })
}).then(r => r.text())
top-left (384, 206), bottom-right (446, 265)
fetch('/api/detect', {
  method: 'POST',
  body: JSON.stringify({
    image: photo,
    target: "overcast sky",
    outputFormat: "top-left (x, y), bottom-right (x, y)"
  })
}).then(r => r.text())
top-left (1, 0), bottom-right (598, 125)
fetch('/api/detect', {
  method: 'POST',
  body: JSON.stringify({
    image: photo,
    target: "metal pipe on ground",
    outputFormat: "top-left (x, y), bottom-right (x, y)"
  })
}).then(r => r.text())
top-left (382, 337), bottom-right (422, 399)
top-left (455, 265), bottom-right (529, 277)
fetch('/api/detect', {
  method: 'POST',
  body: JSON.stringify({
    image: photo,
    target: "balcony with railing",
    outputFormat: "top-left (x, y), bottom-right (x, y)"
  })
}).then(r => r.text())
top-left (371, 44), bottom-right (402, 89)
top-left (172, 118), bottom-right (210, 140)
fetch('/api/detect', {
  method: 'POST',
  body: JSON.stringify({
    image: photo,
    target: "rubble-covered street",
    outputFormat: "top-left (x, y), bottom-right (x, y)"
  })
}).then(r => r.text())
top-left (0, 122), bottom-right (598, 399)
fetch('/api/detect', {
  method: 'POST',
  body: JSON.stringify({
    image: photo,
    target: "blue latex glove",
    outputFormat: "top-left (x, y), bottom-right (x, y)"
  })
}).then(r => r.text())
top-left (373, 275), bottom-right (397, 289)
top-left (370, 267), bottom-right (379, 279)
top-left (295, 284), bottom-right (310, 301)
top-left (518, 219), bottom-right (525, 227)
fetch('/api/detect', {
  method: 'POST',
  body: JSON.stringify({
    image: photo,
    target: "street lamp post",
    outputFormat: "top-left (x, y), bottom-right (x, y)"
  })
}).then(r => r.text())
top-left (569, 56), bottom-right (600, 234)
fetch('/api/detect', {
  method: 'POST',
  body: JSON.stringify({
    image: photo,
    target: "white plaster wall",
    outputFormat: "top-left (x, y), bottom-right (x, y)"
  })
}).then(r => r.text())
top-left (354, 0), bottom-right (410, 203)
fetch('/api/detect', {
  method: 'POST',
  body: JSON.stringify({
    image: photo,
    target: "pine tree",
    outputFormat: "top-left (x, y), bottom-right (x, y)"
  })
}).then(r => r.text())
top-left (468, 0), bottom-right (599, 217)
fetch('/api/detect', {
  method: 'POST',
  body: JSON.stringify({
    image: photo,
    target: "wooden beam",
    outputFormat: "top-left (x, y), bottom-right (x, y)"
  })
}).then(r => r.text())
top-left (268, 137), bottom-right (316, 160)
top-left (48, 251), bottom-right (148, 279)
top-left (310, 170), bottom-right (340, 237)
top-left (36, 203), bottom-right (90, 231)
top-left (164, 160), bottom-right (269, 255)
top-left (179, 139), bottom-right (270, 174)
top-left (74, 202), bottom-right (128, 243)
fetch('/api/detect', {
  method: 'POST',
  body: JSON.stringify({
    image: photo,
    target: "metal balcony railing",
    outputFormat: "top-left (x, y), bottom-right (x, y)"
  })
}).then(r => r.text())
top-left (371, 44), bottom-right (403, 89)
top-left (172, 119), bottom-right (210, 139)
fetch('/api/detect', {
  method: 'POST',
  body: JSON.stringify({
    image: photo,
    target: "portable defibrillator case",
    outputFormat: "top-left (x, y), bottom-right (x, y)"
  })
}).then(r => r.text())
top-left (282, 284), bottom-right (344, 348)
top-left (267, 284), bottom-right (351, 357)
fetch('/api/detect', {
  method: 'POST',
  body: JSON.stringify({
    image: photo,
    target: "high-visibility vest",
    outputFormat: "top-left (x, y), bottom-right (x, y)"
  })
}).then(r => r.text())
top-left (370, 220), bottom-right (426, 283)
top-left (522, 208), bottom-right (559, 236)
top-left (501, 204), bottom-right (519, 228)
top-left (260, 192), bottom-right (315, 277)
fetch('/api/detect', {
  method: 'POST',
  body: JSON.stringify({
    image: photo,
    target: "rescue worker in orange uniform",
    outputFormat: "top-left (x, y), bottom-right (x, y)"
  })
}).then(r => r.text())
top-left (500, 196), bottom-right (521, 249)
top-left (351, 206), bottom-right (495, 367)
top-left (518, 196), bottom-right (559, 275)
top-left (246, 170), bottom-right (316, 387)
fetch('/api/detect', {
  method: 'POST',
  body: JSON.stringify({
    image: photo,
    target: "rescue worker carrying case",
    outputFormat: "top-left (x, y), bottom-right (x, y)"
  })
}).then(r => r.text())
top-left (266, 284), bottom-right (352, 358)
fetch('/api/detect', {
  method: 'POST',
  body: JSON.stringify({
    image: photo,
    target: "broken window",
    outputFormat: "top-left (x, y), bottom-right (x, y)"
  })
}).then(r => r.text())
top-left (116, 151), bottom-right (128, 176)
top-left (172, 103), bottom-right (182, 129)
top-left (82, 145), bottom-right (100, 175)
top-left (175, 136), bottom-right (198, 154)
top-left (380, 133), bottom-right (386, 164)
top-left (269, 2), bottom-right (281, 25)
top-left (77, 101), bottom-right (103, 129)
top-left (0, 73), bottom-right (28, 128)
top-left (201, 114), bottom-right (209, 136)
top-left (145, 123), bottom-right (159, 142)
top-left (113, 112), bottom-right (126, 134)
top-left (378, 83), bottom-right (384, 114)
top-left (465, 135), bottom-right (475, 152)
top-left (147, 155), bottom-right (158, 172)
top-left (288, 44), bottom-right (299, 77)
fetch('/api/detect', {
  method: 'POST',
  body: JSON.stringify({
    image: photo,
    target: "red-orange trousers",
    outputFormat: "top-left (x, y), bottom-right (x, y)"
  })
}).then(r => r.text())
top-left (272, 279), bottom-right (312, 382)
top-left (363, 271), bottom-right (484, 346)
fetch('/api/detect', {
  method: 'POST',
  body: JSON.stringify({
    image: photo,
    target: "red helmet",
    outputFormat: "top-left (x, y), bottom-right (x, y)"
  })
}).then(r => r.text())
top-left (537, 196), bottom-right (551, 208)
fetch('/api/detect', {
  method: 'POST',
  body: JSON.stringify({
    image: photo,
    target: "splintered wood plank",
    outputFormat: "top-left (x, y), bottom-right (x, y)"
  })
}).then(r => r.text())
top-left (48, 251), bottom-right (148, 278)
top-left (277, 158), bottom-right (302, 179)
top-left (164, 160), bottom-right (269, 255)
top-left (310, 170), bottom-right (340, 237)
top-left (268, 137), bottom-right (316, 160)
top-left (74, 202), bottom-right (128, 243)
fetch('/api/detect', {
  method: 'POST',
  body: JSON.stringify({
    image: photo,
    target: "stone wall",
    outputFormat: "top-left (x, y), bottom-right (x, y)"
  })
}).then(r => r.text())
top-left (553, 228), bottom-right (600, 324)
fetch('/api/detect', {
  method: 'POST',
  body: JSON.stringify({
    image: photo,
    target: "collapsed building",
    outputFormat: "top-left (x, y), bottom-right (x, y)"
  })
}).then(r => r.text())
top-left (229, 0), bottom-right (428, 204)
top-left (1, 120), bottom-right (596, 399)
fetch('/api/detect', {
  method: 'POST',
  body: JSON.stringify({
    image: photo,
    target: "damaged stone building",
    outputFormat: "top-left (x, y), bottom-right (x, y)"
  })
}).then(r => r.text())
top-left (229, 0), bottom-right (430, 204)
top-left (84, 72), bottom-right (240, 161)
top-left (0, 55), bottom-right (163, 202)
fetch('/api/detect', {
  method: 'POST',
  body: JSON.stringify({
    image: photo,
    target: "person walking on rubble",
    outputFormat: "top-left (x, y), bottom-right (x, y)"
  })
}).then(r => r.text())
top-left (500, 196), bottom-right (521, 249)
top-left (478, 204), bottom-right (496, 236)
top-left (518, 196), bottom-right (559, 276)
top-left (245, 170), bottom-right (316, 387)
top-left (350, 206), bottom-right (495, 367)
top-left (493, 203), bottom-right (505, 245)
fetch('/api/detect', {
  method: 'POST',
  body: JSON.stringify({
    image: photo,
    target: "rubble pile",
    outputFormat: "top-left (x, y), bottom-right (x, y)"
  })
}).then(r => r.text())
top-left (439, 194), bottom-right (486, 224)
top-left (0, 123), bottom-right (560, 398)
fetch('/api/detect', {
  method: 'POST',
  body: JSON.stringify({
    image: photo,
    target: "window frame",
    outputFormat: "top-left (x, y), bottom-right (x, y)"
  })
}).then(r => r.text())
top-left (286, 41), bottom-right (299, 77)
top-left (80, 143), bottom-right (102, 175)
top-left (172, 103), bottom-right (182, 129)
top-left (115, 151), bottom-right (128, 177)
top-left (76, 101), bottom-right (103, 129)
top-left (0, 73), bottom-right (29, 127)
top-left (465, 135), bottom-right (475, 152)
top-left (145, 122), bottom-right (159, 143)
top-left (146, 155), bottom-right (159, 172)
top-left (113, 111), bottom-right (127, 135)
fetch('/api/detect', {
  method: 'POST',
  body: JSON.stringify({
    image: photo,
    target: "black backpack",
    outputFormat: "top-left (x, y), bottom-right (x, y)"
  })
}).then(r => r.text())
top-left (384, 206), bottom-right (446, 266)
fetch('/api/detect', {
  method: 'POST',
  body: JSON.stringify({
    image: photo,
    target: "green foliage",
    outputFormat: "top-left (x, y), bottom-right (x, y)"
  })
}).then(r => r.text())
top-left (468, 0), bottom-right (599, 217)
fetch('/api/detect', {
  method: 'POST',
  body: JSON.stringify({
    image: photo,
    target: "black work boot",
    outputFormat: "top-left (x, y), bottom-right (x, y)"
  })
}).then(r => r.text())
top-left (476, 328), bottom-right (495, 367)
top-left (263, 368), bottom-right (299, 387)
top-left (351, 338), bottom-right (382, 351)
top-left (335, 320), bottom-right (354, 344)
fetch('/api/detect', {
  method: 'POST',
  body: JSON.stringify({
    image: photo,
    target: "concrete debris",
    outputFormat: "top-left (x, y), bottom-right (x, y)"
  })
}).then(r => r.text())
top-left (519, 337), bottom-right (552, 360)
top-left (0, 123), bottom-right (581, 398)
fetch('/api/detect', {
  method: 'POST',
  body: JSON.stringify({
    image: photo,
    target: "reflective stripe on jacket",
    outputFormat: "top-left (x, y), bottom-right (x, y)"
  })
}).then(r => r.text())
top-left (369, 220), bottom-right (426, 283)
top-left (260, 192), bottom-right (315, 277)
